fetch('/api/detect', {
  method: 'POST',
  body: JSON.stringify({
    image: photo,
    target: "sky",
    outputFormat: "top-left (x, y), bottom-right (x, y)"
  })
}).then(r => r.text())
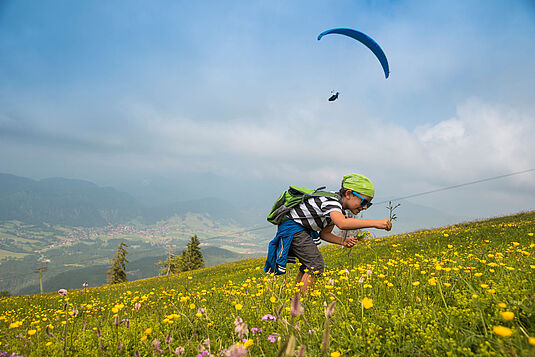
top-left (1, 0), bottom-right (535, 223)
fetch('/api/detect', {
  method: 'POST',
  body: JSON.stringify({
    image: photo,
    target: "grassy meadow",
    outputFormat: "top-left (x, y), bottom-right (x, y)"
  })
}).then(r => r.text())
top-left (0, 212), bottom-right (534, 356)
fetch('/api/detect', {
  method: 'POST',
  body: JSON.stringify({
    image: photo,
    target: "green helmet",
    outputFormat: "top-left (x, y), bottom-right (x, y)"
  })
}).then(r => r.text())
top-left (342, 174), bottom-right (375, 198)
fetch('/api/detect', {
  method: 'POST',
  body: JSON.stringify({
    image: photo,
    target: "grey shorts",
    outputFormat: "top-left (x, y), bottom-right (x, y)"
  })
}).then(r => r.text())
top-left (289, 230), bottom-right (325, 276)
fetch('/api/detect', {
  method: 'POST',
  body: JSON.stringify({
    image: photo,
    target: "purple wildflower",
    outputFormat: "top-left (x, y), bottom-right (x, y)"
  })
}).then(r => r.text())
top-left (261, 314), bottom-right (276, 321)
top-left (250, 327), bottom-right (262, 336)
top-left (268, 335), bottom-right (277, 343)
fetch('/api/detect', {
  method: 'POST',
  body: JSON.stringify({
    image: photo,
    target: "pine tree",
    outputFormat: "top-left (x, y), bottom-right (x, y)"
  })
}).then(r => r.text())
top-left (107, 241), bottom-right (129, 284)
top-left (186, 235), bottom-right (204, 270)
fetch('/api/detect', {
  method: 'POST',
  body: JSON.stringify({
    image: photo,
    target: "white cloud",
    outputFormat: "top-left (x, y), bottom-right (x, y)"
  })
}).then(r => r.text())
top-left (111, 99), bottom-right (535, 196)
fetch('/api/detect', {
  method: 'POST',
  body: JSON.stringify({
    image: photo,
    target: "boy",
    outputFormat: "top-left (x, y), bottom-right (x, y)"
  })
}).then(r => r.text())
top-left (264, 174), bottom-right (392, 294)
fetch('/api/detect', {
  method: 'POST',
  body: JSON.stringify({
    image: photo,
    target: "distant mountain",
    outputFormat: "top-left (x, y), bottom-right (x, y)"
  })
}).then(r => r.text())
top-left (0, 173), bottom-right (142, 226)
top-left (0, 173), bottom-right (250, 227)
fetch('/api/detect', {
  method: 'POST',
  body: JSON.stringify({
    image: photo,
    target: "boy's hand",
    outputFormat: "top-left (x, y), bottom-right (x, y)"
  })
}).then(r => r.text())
top-left (343, 236), bottom-right (358, 247)
top-left (376, 219), bottom-right (392, 231)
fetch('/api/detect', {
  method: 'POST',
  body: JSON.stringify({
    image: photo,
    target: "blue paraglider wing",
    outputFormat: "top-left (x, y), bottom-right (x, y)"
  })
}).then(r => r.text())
top-left (317, 28), bottom-right (389, 79)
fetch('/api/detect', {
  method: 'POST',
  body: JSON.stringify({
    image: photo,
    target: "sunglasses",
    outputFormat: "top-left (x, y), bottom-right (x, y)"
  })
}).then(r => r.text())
top-left (352, 191), bottom-right (373, 208)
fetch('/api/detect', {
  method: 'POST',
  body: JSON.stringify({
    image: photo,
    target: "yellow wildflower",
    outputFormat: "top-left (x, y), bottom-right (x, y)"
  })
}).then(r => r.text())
top-left (529, 337), bottom-right (535, 346)
top-left (235, 304), bottom-right (243, 311)
top-left (501, 311), bottom-right (514, 321)
top-left (144, 328), bottom-right (152, 335)
top-left (493, 325), bottom-right (512, 337)
top-left (361, 297), bottom-right (373, 309)
top-left (9, 321), bottom-right (22, 329)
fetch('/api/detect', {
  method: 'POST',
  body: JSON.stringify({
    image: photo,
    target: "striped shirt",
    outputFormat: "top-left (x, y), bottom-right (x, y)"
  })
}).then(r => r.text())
top-left (287, 194), bottom-right (344, 243)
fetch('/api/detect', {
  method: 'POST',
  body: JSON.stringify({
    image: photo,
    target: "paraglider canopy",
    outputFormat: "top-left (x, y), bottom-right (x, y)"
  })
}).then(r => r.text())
top-left (317, 28), bottom-right (390, 79)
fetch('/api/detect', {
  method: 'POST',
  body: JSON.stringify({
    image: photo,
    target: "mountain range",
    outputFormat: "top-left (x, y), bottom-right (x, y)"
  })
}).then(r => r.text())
top-left (0, 173), bottom-right (251, 227)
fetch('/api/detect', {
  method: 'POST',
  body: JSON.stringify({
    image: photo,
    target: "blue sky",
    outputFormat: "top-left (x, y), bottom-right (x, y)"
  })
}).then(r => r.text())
top-left (1, 0), bottom-right (535, 221)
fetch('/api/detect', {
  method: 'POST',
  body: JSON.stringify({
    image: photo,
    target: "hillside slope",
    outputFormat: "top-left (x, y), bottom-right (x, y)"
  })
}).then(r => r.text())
top-left (1, 212), bottom-right (534, 356)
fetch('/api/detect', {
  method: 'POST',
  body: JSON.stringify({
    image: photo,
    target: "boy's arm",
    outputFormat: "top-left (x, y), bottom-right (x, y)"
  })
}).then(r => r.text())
top-left (319, 225), bottom-right (358, 247)
top-left (329, 211), bottom-right (392, 231)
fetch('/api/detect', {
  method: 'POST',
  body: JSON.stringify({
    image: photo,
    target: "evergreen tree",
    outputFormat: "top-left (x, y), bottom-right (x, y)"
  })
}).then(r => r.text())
top-left (107, 241), bottom-right (129, 284)
top-left (185, 235), bottom-right (204, 270)
top-left (179, 248), bottom-right (190, 271)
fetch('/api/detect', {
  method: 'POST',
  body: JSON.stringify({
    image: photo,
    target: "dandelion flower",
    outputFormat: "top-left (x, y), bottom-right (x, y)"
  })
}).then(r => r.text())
top-left (501, 311), bottom-right (514, 321)
top-left (144, 328), bottom-right (152, 335)
top-left (28, 329), bottom-right (36, 336)
top-left (412, 281), bottom-right (420, 286)
top-left (235, 303), bottom-right (243, 311)
top-left (331, 352), bottom-right (341, 357)
top-left (361, 297), bottom-right (373, 309)
top-left (9, 321), bottom-right (21, 329)
top-left (493, 325), bottom-right (512, 337)
top-left (498, 303), bottom-right (507, 308)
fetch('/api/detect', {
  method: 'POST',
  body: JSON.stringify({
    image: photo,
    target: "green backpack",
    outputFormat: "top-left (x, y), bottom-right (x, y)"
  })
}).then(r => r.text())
top-left (267, 186), bottom-right (340, 225)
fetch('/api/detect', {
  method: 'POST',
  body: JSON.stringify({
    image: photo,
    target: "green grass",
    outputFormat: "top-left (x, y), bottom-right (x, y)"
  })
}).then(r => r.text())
top-left (0, 212), bottom-right (534, 356)
top-left (0, 249), bottom-right (28, 260)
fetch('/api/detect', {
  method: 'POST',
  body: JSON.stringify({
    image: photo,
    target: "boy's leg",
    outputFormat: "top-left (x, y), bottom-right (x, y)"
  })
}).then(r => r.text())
top-left (289, 230), bottom-right (325, 295)
top-left (299, 272), bottom-right (316, 294)
top-left (294, 270), bottom-right (304, 286)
